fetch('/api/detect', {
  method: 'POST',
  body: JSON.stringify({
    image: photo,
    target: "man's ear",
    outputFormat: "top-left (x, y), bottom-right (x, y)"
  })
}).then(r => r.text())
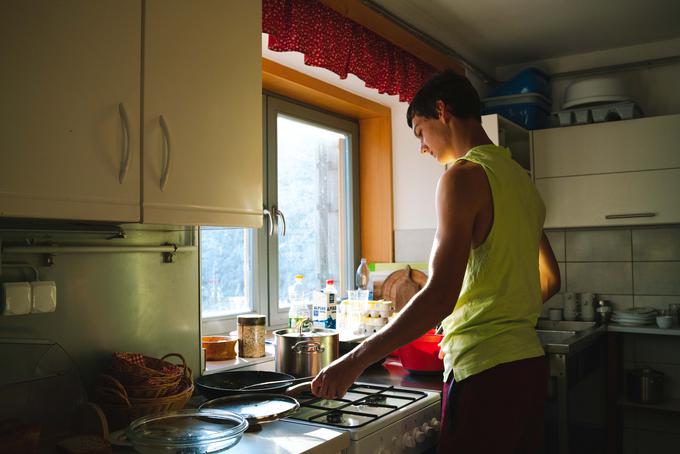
top-left (435, 100), bottom-right (448, 121)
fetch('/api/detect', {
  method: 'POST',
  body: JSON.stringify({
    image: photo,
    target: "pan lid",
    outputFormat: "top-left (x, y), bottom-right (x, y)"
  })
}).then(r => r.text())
top-left (200, 394), bottom-right (300, 424)
top-left (274, 327), bottom-right (339, 339)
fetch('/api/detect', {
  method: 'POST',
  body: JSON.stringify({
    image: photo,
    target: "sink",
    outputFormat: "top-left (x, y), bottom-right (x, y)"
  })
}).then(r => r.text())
top-left (535, 319), bottom-right (603, 355)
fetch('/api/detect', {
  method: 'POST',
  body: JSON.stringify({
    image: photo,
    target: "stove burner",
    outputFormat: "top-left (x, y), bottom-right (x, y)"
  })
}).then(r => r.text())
top-left (364, 394), bottom-right (387, 405)
top-left (326, 410), bottom-right (344, 424)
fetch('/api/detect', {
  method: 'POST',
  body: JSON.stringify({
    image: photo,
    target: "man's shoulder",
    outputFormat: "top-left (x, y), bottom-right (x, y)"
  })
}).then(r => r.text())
top-left (440, 159), bottom-right (487, 191)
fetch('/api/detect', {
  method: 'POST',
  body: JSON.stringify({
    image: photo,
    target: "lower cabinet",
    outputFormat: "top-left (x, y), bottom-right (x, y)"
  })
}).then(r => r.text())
top-left (536, 168), bottom-right (680, 228)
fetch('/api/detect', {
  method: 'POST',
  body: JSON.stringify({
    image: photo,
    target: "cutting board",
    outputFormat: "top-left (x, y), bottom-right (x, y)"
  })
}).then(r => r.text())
top-left (381, 265), bottom-right (428, 312)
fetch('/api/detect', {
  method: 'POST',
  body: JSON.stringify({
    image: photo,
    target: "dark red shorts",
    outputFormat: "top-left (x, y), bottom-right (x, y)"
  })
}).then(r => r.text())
top-left (438, 355), bottom-right (548, 454)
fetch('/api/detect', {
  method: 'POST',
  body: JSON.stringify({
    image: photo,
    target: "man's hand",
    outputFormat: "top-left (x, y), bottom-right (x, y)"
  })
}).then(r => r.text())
top-left (311, 353), bottom-right (365, 399)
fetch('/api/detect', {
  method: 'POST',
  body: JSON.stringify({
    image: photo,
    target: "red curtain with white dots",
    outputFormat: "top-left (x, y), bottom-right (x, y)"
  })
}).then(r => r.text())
top-left (263, 0), bottom-right (437, 103)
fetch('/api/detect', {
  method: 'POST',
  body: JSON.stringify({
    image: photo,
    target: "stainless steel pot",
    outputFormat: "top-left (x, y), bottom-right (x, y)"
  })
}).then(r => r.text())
top-left (274, 321), bottom-right (339, 378)
top-left (626, 368), bottom-right (664, 404)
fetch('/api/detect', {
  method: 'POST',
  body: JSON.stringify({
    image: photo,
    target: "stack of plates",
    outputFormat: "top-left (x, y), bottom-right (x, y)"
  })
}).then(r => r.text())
top-left (612, 307), bottom-right (657, 326)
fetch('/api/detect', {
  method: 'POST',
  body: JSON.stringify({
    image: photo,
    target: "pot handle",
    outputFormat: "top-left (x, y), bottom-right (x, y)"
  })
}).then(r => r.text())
top-left (291, 341), bottom-right (325, 354)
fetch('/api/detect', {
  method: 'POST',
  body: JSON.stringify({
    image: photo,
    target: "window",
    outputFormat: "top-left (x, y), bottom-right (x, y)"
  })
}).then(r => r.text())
top-left (200, 94), bottom-right (359, 332)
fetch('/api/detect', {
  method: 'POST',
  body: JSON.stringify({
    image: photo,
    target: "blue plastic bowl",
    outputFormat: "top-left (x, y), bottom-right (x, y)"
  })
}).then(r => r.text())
top-left (491, 68), bottom-right (551, 99)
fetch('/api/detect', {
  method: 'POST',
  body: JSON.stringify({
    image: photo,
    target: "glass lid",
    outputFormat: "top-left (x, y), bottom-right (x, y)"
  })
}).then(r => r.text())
top-left (200, 393), bottom-right (300, 423)
top-left (126, 409), bottom-right (248, 447)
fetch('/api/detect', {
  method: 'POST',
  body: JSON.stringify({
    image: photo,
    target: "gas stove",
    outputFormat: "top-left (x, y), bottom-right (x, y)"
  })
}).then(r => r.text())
top-left (285, 382), bottom-right (441, 454)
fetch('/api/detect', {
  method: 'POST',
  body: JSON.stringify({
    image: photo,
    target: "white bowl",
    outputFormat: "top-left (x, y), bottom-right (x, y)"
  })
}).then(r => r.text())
top-left (656, 316), bottom-right (673, 329)
top-left (563, 77), bottom-right (628, 109)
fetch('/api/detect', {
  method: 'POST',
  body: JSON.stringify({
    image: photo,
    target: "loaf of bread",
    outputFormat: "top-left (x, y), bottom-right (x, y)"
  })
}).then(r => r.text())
top-left (56, 435), bottom-right (112, 454)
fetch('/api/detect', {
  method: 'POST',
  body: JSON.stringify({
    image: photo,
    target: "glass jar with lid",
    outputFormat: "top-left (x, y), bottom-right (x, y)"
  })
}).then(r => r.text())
top-left (237, 315), bottom-right (266, 358)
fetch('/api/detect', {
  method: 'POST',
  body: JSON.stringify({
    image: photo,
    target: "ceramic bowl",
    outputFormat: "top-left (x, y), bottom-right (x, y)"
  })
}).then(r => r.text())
top-left (656, 316), bottom-right (673, 329)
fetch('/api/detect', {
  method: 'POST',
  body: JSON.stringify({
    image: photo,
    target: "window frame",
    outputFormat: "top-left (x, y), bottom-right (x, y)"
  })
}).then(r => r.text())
top-left (264, 93), bottom-right (361, 327)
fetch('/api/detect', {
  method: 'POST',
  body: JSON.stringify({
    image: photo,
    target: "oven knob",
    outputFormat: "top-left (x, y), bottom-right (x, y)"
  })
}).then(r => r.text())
top-left (412, 427), bottom-right (426, 444)
top-left (430, 417), bottom-right (441, 431)
top-left (421, 422), bottom-right (434, 436)
top-left (402, 432), bottom-right (416, 448)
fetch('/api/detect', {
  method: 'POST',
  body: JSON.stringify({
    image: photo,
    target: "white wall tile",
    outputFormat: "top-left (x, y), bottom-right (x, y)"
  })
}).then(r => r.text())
top-left (634, 295), bottom-right (680, 311)
top-left (634, 262), bottom-right (680, 295)
top-left (566, 262), bottom-right (633, 294)
top-left (394, 229), bottom-right (435, 263)
top-left (545, 229), bottom-right (565, 262)
top-left (566, 229), bottom-right (632, 262)
top-left (633, 226), bottom-right (680, 261)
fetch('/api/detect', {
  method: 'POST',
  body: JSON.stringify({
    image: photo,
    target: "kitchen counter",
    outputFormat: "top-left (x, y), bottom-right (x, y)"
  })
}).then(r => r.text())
top-left (607, 323), bottom-right (680, 336)
top-left (112, 420), bottom-right (349, 454)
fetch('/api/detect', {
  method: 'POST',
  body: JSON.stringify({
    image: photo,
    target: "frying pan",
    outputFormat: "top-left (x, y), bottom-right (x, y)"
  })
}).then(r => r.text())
top-left (195, 370), bottom-right (311, 399)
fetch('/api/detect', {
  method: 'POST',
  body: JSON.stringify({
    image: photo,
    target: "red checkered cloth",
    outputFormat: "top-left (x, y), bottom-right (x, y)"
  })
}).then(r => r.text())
top-left (111, 352), bottom-right (183, 385)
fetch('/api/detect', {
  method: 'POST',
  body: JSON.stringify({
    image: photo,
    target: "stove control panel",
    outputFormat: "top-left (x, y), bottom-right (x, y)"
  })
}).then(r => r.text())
top-left (348, 400), bottom-right (441, 454)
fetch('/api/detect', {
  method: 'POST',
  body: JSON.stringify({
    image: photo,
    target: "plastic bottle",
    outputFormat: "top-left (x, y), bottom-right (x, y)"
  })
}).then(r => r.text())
top-left (355, 258), bottom-right (369, 290)
top-left (313, 279), bottom-right (338, 329)
top-left (288, 275), bottom-right (310, 328)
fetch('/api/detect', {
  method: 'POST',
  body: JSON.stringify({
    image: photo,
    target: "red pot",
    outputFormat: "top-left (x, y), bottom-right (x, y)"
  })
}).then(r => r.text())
top-left (398, 329), bottom-right (444, 373)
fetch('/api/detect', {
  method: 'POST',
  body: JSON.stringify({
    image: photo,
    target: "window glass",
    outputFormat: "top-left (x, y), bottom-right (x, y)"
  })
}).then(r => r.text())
top-left (200, 227), bottom-right (253, 317)
top-left (277, 114), bottom-right (347, 307)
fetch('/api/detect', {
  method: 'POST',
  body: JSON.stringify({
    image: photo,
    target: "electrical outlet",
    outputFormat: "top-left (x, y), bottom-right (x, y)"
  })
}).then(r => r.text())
top-left (31, 281), bottom-right (57, 313)
top-left (2, 282), bottom-right (32, 316)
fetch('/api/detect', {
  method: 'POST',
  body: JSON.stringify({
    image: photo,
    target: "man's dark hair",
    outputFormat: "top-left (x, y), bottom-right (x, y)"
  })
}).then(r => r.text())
top-left (407, 69), bottom-right (481, 128)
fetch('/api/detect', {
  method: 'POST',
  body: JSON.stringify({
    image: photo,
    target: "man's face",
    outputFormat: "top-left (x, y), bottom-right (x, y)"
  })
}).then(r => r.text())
top-left (411, 114), bottom-right (449, 164)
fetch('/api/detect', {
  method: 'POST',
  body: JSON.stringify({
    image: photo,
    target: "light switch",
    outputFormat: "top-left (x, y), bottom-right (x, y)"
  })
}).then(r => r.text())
top-left (2, 282), bottom-right (32, 316)
top-left (31, 281), bottom-right (57, 313)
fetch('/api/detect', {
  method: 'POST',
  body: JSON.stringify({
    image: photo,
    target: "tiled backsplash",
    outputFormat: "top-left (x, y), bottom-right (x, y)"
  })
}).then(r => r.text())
top-left (544, 225), bottom-right (680, 315)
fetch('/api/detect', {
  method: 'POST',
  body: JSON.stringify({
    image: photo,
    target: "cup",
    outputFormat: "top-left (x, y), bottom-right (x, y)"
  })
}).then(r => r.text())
top-left (581, 293), bottom-right (596, 306)
top-left (564, 292), bottom-right (578, 312)
top-left (549, 308), bottom-right (563, 321)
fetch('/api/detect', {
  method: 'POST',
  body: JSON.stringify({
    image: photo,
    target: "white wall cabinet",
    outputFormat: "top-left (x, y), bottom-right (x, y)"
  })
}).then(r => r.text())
top-left (142, 0), bottom-right (262, 227)
top-left (0, 0), bottom-right (262, 227)
top-left (534, 115), bottom-right (680, 228)
top-left (0, 0), bottom-right (142, 222)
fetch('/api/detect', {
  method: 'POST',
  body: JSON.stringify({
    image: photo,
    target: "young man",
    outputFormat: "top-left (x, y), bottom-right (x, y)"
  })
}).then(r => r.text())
top-left (311, 70), bottom-right (561, 453)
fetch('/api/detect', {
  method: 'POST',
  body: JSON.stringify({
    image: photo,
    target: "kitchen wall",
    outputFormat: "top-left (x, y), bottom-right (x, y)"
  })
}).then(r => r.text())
top-left (0, 223), bottom-right (200, 389)
top-left (544, 225), bottom-right (680, 453)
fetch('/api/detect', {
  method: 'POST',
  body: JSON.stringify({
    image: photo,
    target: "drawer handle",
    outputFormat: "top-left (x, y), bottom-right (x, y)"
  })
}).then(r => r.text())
top-left (605, 213), bottom-right (656, 220)
top-left (118, 103), bottom-right (131, 184)
top-left (159, 115), bottom-right (172, 191)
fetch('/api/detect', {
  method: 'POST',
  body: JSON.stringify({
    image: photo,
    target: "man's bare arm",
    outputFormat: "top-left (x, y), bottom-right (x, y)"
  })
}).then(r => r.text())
top-left (348, 163), bottom-right (480, 371)
top-left (538, 231), bottom-right (560, 302)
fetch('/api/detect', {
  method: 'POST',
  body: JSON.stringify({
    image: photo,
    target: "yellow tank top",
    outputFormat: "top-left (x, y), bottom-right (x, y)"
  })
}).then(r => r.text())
top-left (441, 144), bottom-right (546, 382)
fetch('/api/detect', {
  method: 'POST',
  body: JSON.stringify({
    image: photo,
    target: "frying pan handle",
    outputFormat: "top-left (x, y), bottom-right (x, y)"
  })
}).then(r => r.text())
top-left (284, 381), bottom-right (312, 397)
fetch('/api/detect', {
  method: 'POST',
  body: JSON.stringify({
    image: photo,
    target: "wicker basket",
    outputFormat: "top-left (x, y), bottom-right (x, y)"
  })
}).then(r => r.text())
top-left (94, 373), bottom-right (194, 431)
top-left (110, 352), bottom-right (186, 387)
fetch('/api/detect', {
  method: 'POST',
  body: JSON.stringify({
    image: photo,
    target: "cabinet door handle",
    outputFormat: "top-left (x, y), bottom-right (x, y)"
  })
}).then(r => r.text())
top-left (118, 103), bottom-right (131, 184)
top-left (159, 115), bottom-right (172, 192)
top-left (605, 212), bottom-right (656, 220)
top-left (275, 207), bottom-right (287, 237)
top-left (263, 208), bottom-right (274, 236)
